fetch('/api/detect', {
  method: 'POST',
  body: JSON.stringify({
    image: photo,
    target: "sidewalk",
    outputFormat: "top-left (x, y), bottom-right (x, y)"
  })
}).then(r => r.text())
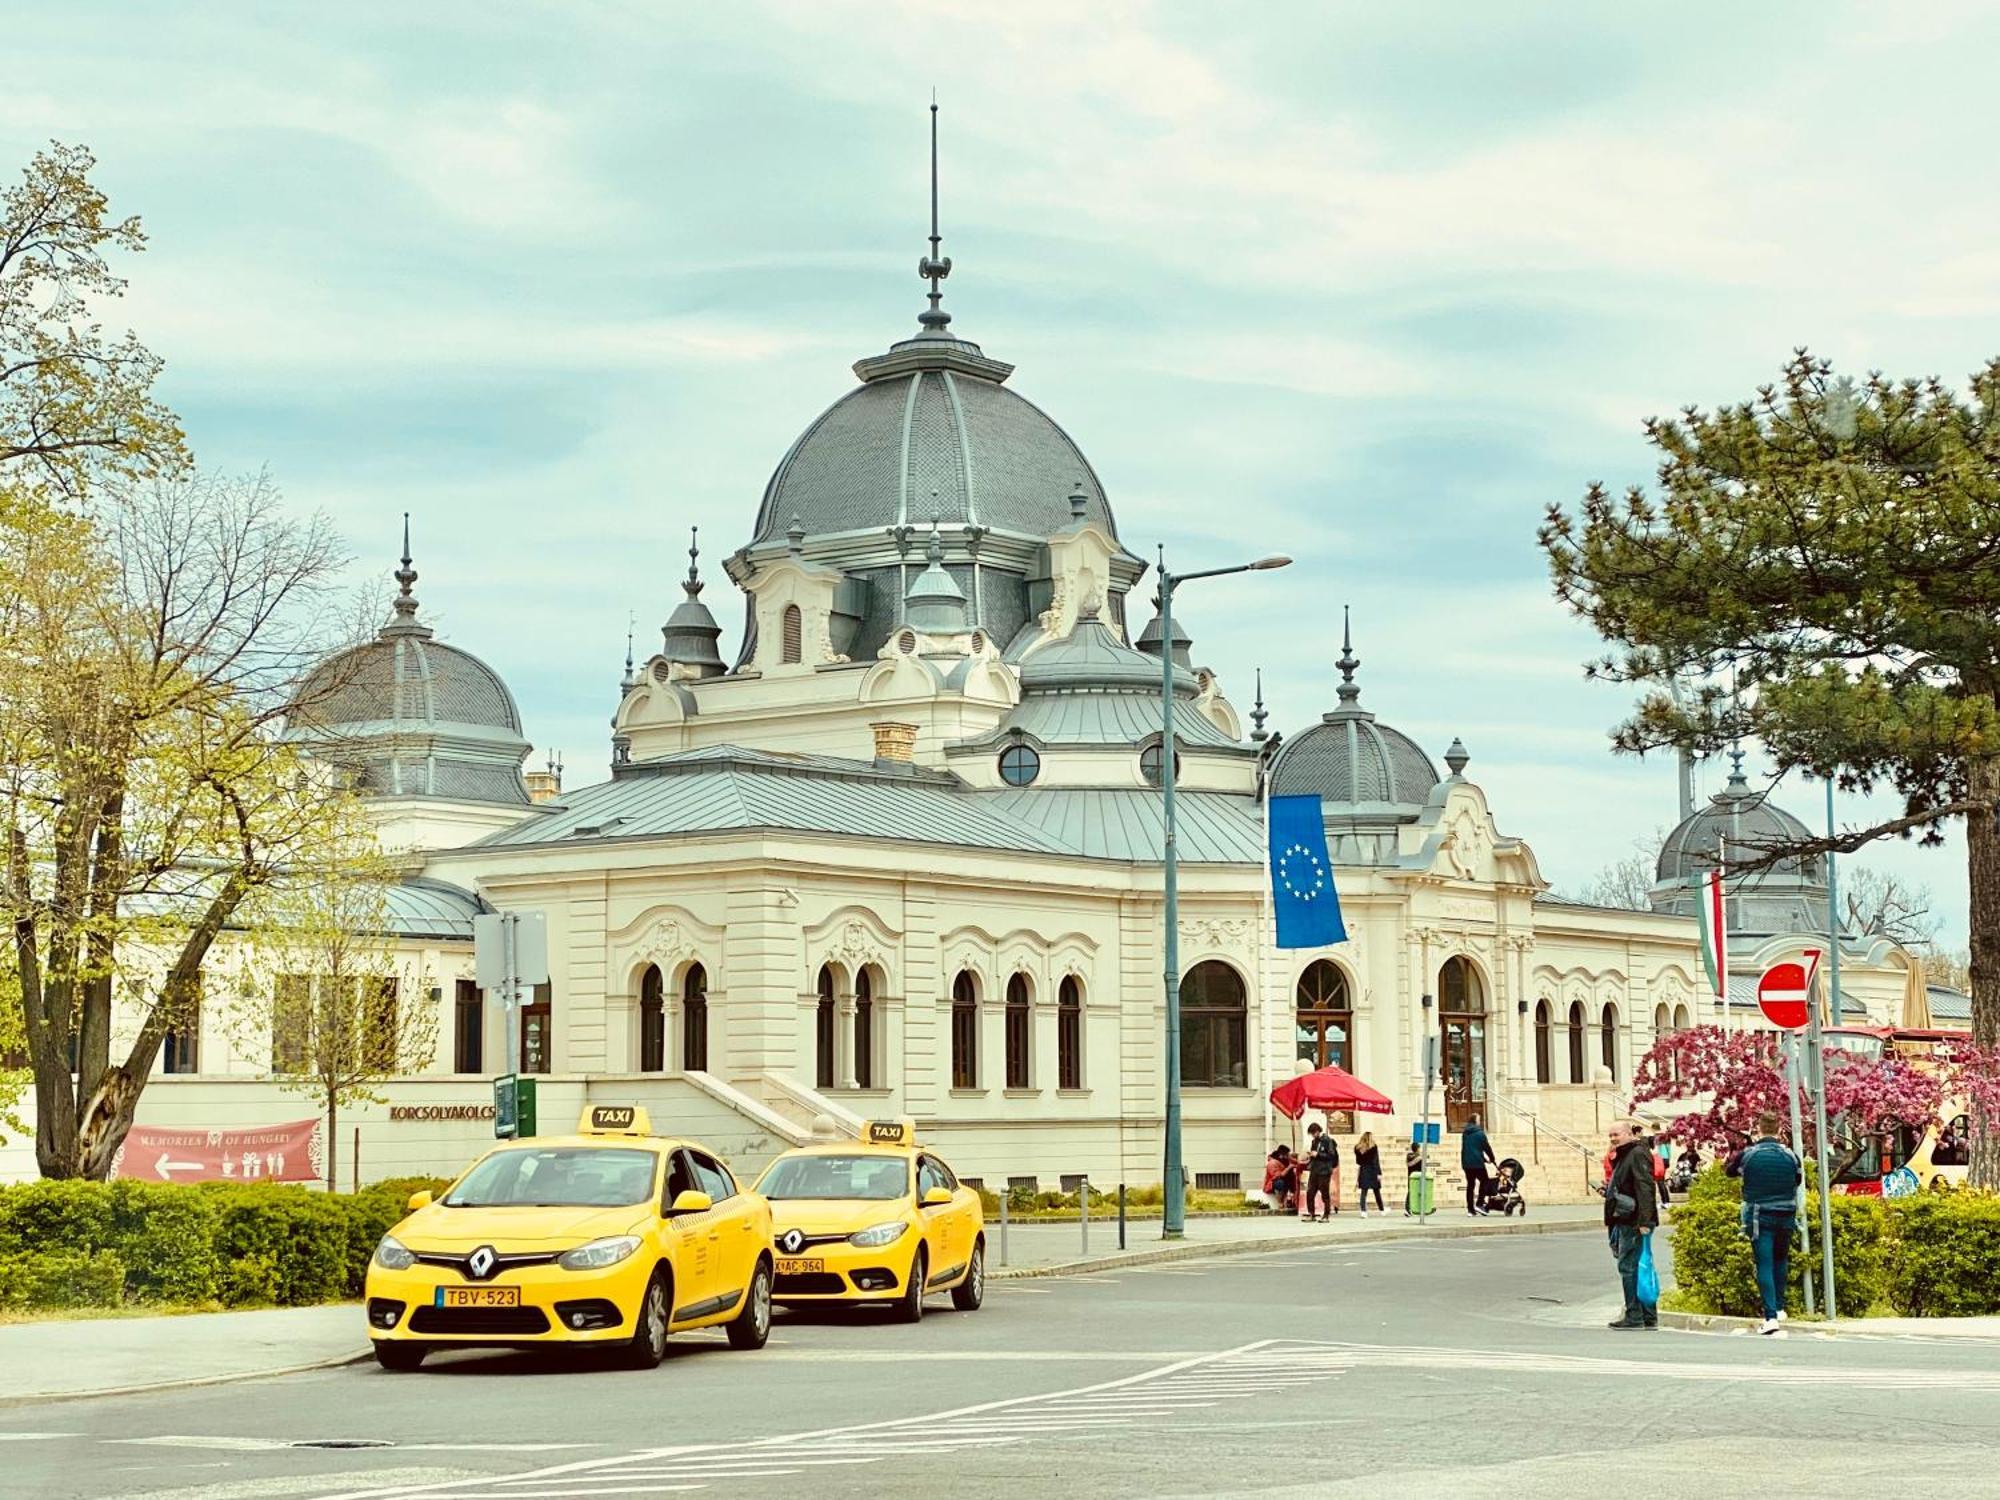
top-left (989, 1199), bottom-right (1606, 1276)
top-left (0, 1206), bottom-right (1606, 1406)
top-left (0, 1304), bottom-right (366, 1406)
top-left (1661, 1309), bottom-right (2000, 1339)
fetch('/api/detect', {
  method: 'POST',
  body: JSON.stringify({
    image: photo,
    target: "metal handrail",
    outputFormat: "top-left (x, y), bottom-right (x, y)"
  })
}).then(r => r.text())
top-left (1487, 1091), bottom-right (1604, 1187)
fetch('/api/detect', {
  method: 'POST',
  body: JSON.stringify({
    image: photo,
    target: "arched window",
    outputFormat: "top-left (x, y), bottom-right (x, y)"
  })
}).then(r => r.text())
top-left (951, 971), bottom-right (979, 1089)
top-left (1652, 1003), bottom-right (1668, 1040)
top-left (1005, 974), bottom-right (1031, 1089)
top-left (816, 965), bottom-right (837, 1089)
top-left (1140, 741), bottom-right (1181, 787)
top-left (1180, 960), bottom-right (1247, 1087)
top-left (1534, 1000), bottom-right (1553, 1084)
top-left (1600, 1001), bottom-right (1619, 1081)
top-left (1567, 1000), bottom-right (1587, 1084)
top-left (639, 965), bottom-right (665, 1072)
top-left (1294, 960), bottom-right (1351, 1071)
top-left (1672, 1002), bottom-right (1690, 1031)
top-left (682, 963), bottom-right (708, 1072)
top-left (1439, 956), bottom-right (1483, 1012)
top-left (780, 604), bottom-right (803, 665)
top-left (854, 967), bottom-right (874, 1090)
top-left (1058, 975), bottom-right (1084, 1090)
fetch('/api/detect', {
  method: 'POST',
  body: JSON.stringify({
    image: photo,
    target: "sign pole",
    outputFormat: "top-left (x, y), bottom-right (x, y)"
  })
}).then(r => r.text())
top-left (1419, 1028), bottom-right (1437, 1223)
top-left (1814, 779), bottom-right (1842, 1318)
top-left (1785, 1032), bottom-right (1816, 1316)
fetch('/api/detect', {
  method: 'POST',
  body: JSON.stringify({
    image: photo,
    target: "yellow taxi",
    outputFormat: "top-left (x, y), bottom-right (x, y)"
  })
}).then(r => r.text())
top-left (364, 1106), bottom-right (774, 1371)
top-left (753, 1119), bottom-right (984, 1322)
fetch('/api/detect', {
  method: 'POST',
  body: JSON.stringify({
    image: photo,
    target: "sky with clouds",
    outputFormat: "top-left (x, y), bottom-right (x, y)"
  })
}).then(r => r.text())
top-left (10, 2), bottom-right (1996, 947)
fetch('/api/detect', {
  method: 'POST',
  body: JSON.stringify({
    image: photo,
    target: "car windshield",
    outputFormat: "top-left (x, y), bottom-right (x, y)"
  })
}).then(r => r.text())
top-left (758, 1154), bottom-right (909, 1201)
top-left (444, 1147), bottom-right (659, 1208)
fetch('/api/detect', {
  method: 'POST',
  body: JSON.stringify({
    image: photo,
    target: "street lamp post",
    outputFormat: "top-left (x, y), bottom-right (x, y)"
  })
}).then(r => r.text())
top-left (1158, 547), bottom-right (1290, 1240)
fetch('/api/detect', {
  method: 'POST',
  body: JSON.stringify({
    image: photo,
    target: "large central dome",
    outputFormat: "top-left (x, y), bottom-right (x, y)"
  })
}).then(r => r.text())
top-left (749, 332), bottom-right (1118, 546)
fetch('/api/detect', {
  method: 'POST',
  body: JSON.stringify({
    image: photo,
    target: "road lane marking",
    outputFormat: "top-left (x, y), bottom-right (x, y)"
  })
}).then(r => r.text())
top-left (305, 1339), bottom-right (1350, 1499)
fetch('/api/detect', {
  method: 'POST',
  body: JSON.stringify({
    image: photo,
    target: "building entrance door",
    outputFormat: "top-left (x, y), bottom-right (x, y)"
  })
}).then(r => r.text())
top-left (1441, 1015), bottom-right (1487, 1132)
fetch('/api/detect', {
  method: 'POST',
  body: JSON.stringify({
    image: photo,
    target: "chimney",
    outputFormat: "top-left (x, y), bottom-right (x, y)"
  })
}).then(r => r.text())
top-left (525, 751), bottom-right (564, 804)
top-left (869, 721), bottom-right (917, 764)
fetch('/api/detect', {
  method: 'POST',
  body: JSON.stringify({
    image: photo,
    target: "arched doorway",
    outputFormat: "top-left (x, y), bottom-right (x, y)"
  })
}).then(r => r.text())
top-left (1295, 960), bottom-right (1354, 1128)
top-left (1438, 956), bottom-right (1487, 1132)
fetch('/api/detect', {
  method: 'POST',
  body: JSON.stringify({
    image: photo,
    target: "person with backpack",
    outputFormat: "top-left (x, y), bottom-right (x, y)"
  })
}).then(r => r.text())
top-left (1303, 1122), bottom-right (1340, 1222)
top-left (1726, 1110), bottom-right (1803, 1334)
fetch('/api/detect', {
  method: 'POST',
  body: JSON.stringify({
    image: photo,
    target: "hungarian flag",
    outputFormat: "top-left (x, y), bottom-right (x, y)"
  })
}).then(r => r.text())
top-left (1695, 866), bottom-right (1728, 1006)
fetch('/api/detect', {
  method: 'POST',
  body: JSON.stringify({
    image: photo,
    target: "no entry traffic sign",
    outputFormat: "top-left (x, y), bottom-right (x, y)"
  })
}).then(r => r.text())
top-left (1756, 949), bottom-right (1822, 1030)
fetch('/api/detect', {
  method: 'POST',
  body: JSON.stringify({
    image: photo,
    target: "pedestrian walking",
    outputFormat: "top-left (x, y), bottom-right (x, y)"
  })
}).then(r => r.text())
top-left (1652, 1128), bottom-right (1673, 1205)
top-left (1303, 1122), bottom-right (1339, 1221)
top-left (1726, 1110), bottom-right (1803, 1335)
top-left (1460, 1113), bottom-right (1497, 1216)
top-left (1602, 1117), bottom-right (1659, 1329)
top-left (1354, 1131), bottom-right (1384, 1216)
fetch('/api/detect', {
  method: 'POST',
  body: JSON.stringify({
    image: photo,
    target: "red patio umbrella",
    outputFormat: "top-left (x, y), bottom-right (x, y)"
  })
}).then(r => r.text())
top-left (1269, 1065), bottom-right (1395, 1120)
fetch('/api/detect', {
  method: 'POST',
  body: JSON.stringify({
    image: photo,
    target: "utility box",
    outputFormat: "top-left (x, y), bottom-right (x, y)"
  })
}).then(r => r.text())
top-left (494, 1074), bottom-right (538, 1139)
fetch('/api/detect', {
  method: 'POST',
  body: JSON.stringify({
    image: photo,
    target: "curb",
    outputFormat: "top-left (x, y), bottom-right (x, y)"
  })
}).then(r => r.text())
top-left (1655, 1309), bottom-right (2000, 1340)
top-left (0, 1348), bottom-right (373, 1409)
top-left (991, 1213), bottom-right (1601, 1281)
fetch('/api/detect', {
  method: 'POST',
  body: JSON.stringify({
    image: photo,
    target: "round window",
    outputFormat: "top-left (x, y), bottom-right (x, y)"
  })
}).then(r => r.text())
top-left (1139, 743), bottom-right (1182, 787)
top-left (998, 744), bottom-right (1041, 787)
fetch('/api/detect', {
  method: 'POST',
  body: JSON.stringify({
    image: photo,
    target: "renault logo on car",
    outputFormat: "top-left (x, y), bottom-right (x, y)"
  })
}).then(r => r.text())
top-left (779, 1229), bottom-right (806, 1256)
top-left (467, 1246), bottom-right (498, 1281)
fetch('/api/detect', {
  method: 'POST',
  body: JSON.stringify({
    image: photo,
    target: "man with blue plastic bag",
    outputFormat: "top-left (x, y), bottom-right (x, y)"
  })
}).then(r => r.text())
top-left (1727, 1110), bottom-right (1803, 1335)
top-left (1602, 1118), bottom-right (1659, 1329)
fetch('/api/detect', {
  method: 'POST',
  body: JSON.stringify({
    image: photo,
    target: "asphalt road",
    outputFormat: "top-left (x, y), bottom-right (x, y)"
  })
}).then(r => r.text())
top-left (7, 1227), bottom-right (2000, 1500)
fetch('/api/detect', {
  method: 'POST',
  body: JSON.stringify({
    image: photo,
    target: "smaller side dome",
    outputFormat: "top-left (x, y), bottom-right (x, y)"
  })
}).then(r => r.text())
top-left (1650, 752), bottom-right (1828, 934)
top-left (288, 522), bottom-right (532, 806)
top-left (659, 526), bottom-right (725, 676)
top-left (1268, 610), bottom-right (1439, 818)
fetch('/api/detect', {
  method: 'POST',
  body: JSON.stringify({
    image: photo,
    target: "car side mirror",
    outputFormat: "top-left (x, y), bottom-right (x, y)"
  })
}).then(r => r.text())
top-left (406, 1190), bottom-right (433, 1212)
top-left (922, 1186), bottom-right (953, 1207)
top-left (668, 1189), bottom-right (714, 1215)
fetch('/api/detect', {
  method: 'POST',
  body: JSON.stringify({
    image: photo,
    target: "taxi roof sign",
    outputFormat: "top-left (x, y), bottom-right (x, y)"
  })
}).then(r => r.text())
top-left (579, 1104), bottom-right (650, 1137)
top-left (864, 1118), bottom-right (915, 1147)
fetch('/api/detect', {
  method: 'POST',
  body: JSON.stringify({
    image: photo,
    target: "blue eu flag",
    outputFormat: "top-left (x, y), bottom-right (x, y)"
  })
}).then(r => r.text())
top-left (1268, 794), bottom-right (1345, 949)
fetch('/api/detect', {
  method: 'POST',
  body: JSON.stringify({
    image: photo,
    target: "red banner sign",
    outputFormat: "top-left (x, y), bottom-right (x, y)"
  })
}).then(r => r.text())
top-left (112, 1119), bottom-right (323, 1184)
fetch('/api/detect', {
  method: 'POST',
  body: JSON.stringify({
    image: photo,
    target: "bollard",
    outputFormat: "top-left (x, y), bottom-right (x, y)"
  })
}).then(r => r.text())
top-left (1079, 1177), bottom-right (1089, 1255)
top-left (1118, 1182), bottom-right (1127, 1250)
top-left (999, 1191), bottom-right (1009, 1267)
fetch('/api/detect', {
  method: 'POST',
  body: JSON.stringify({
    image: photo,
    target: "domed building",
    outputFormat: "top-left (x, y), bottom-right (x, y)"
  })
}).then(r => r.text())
top-left (47, 164), bottom-right (1928, 1199)
top-left (1650, 753), bottom-right (1827, 935)
top-left (286, 527), bottom-right (542, 850)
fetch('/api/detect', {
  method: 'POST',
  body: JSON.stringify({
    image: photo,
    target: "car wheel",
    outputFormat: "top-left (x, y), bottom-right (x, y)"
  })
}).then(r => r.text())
top-left (895, 1246), bottom-right (927, 1324)
top-left (726, 1259), bottom-right (773, 1350)
top-left (951, 1237), bottom-right (985, 1312)
top-left (624, 1267), bottom-right (671, 1369)
top-left (373, 1341), bottom-right (429, 1373)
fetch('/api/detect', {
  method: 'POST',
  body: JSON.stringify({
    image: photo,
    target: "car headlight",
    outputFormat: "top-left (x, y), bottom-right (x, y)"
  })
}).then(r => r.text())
top-left (374, 1235), bottom-right (417, 1271)
top-left (557, 1235), bottom-right (642, 1271)
top-left (848, 1221), bottom-right (909, 1249)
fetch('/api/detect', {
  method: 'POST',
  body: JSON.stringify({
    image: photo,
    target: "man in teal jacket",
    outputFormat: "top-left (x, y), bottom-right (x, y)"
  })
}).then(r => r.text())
top-left (1461, 1114), bottom-right (1496, 1215)
top-left (1727, 1111), bottom-right (1802, 1334)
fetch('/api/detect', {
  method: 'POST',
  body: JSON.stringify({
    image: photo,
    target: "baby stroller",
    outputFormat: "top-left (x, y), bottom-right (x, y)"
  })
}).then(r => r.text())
top-left (1480, 1158), bottom-right (1527, 1217)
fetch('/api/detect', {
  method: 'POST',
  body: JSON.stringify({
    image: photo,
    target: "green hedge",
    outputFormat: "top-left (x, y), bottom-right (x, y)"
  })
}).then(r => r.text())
top-left (1669, 1166), bottom-right (1989, 1317)
top-left (0, 1174), bottom-right (450, 1312)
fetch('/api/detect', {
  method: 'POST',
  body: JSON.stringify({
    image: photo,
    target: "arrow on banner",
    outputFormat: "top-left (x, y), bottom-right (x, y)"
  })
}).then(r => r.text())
top-left (154, 1156), bottom-right (204, 1180)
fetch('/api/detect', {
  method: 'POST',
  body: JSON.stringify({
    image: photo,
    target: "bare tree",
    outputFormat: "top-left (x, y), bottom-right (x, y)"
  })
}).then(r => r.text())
top-left (1839, 867), bottom-right (1941, 948)
top-left (234, 859), bottom-right (437, 1191)
top-left (1571, 827), bottom-right (1669, 910)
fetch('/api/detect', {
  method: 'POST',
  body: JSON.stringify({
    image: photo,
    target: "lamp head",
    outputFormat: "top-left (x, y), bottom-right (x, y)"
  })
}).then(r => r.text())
top-left (1248, 555), bottom-right (1292, 571)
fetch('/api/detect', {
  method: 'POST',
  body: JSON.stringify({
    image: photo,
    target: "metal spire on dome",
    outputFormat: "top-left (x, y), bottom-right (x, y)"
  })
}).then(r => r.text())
top-left (1335, 605), bottom-right (1361, 706)
top-left (917, 95), bottom-right (953, 333)
top-left (393, 512), bottom-right (419, 619)
top-left (684, 526), bottom-right (705, 598)
top-left (619, 612), bottom-right (636, 695)
top-left (1250, 668), bottom-right (1269, 743)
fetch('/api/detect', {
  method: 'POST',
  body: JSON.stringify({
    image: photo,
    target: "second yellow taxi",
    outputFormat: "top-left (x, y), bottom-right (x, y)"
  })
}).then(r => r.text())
top-left (364, 1105), bottom-right (774, 1370)
top-left (754, 1119), bottom-right (984, 1321)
